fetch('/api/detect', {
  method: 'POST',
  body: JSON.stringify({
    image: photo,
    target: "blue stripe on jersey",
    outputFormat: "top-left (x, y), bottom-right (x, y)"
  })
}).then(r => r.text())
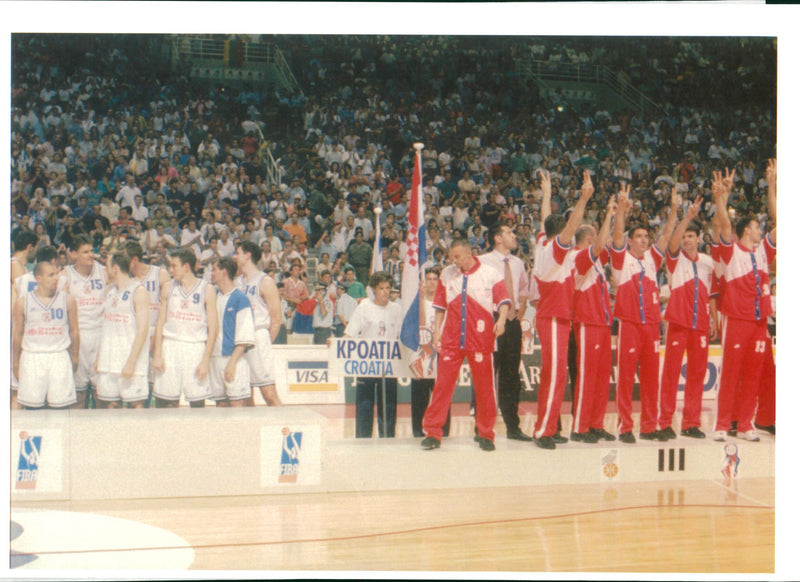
top-left (221, 289), bottom-right (252, 356)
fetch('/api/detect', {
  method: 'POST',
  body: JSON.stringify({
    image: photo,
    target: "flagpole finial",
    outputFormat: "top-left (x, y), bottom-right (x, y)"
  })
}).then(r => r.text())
top-left (374, 206), bottom-right (382, 215)
top-left (413, 142), bottom-right (424, 151)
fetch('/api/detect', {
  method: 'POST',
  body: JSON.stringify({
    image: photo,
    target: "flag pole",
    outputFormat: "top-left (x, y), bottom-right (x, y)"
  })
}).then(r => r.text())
top-left (414, 144), bottom-right (426, 333)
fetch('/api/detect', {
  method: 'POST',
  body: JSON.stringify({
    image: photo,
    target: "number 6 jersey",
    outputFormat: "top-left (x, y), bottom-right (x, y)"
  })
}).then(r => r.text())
top-left (97, 281), bottom-right (149, 375)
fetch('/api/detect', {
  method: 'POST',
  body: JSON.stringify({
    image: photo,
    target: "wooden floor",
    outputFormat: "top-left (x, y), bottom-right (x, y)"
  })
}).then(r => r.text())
top-left (12, 476), bottom-right (773, 573)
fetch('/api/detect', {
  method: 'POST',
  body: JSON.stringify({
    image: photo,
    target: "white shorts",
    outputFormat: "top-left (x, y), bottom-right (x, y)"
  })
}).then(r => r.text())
top-left (96, 372), bottom-right (149, 403)
top-left (245, 328), bottom-right (275, 387)
top-left (17, 350), bottom-right (77, 408)
top-left (75, 327), bottom-right (101, 390)
top-left (210, 356), bottom-right (251, 401)
top-left (152, 339), bottom-right (211, 402)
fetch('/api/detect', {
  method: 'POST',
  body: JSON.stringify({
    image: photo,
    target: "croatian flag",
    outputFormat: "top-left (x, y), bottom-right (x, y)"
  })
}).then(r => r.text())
top-left (400, 144), bottom-right (427, 350)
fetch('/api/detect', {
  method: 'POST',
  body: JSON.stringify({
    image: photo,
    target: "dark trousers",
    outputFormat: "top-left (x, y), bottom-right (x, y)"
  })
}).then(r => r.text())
top-left (356, 377), bottom-right (398, 438)
top-left (494, 318), bottom-right (523, 434)
top-left (274, 324), bottom-right (288, 345)
top-left (332, 322), bottom-right (345, 338)
top-left (411, 378), bottom-right (450, 438)
top-left (313, 327), bottom-right (332, 345)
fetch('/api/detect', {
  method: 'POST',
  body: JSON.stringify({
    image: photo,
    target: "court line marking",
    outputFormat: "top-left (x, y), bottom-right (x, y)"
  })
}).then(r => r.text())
top-left (709, 478), bottom-right (773, 507)
top-left (10, 501), bottom-right (774, 558)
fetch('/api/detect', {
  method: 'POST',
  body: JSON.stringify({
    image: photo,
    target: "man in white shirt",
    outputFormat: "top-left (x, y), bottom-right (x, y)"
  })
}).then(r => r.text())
top-left (116, 174), bottom-right (142, 210)
top-left (480, 222), bottom-right (530, 441)
top-left (130, 194), bottom-right (149, 223)
top-left (217, 228), bottom-right (236, 257)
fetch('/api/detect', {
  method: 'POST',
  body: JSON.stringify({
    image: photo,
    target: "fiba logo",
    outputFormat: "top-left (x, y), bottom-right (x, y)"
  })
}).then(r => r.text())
top-left (16, 432), bottom-right (42, 490)
top-left (278, 427), bottom-right (303, 483)
top-left (601, 450), bottom-right (619, 480)
top-left (722, 443), bottom-right (740, 480)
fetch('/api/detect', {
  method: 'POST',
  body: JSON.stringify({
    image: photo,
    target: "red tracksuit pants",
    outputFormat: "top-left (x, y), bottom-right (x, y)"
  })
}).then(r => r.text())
top-left (755, 341), bottom-right (775, 427)
top-left (716, 317), bottom-right (769, 433)
top-left (659, 323), bottom-right (709, 431)
top-left (423, 348), bottom-right (496, 441)
top-left (616, 320), bottom-right (661, 435)
top-left (534, 316), bottom-right (571, 439)
top-left (571, 322), bottom-right (612, 434)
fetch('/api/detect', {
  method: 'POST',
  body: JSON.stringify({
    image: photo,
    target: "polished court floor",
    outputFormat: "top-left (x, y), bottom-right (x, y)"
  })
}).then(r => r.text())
top-left (11, 477), bottom-right (773, 572)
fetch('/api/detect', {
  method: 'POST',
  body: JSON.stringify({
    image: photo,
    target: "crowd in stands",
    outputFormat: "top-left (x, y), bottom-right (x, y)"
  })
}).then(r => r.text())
top-left (10, 34), bottom-right (777, 340)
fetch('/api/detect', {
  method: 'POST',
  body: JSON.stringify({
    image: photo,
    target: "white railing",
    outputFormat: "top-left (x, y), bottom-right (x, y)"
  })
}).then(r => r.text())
top-left (518, 58), bottom-right (663, 117)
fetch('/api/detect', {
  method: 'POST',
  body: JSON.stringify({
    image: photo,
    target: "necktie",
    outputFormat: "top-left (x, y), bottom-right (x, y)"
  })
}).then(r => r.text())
top-left (504, 256), bottom-right (516, 319)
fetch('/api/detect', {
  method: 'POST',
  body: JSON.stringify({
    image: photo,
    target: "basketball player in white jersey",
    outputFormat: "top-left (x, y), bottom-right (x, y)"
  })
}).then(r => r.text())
top-left (60, 235), bottom-right (108, 408)
top-left (12, 261), bottom-right (80, 409)
top-left (94, 252), bottom-right (151, 408)
top-left (210, 256), bottom-right (256, 407)
top-left (10, 230), bottom-right (39, 408)
top-left (151, 248), bottom-right (218, 407)
top-left (124, 240), bottom-right (171, 405)
top-left (233, 241), bottom-right (282, 406)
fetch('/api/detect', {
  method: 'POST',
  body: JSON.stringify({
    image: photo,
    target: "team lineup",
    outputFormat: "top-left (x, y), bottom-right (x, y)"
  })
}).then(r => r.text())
top-left (12, 237), bottom-right (283, 410)
top-left (10, 161), bottom-right (776, 452)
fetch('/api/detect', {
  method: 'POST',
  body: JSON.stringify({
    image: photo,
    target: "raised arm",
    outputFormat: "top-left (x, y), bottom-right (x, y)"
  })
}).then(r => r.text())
top-left (712, 168), bottom-right (735, 243)
top-left (557, 170), bottom-right (594, 247)
top-left (592, 195), bottom-right (618, 258)
top-left (538, 170), bottom-right (552, 235)
top-left (654, 188), bottom-right (682, 254)
top-left (766, 158), bottom-right (776, 239)
top-left (668, 196), bottom-right (702, 255)
top-left (612, 182), bottom-right (632, 249)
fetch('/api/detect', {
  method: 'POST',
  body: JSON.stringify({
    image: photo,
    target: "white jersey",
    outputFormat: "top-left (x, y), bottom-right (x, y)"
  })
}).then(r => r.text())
top-left (97, 281), bottom-right (149, 375)
top-left (61, 262), bottom-right (107, 331)
top-left (21, 290), bottom-right (71, 353)
top-left (162, 279), bottom-right (210, 343)
top-left (235, 271), bottom-right (273, 330)
top-left (16, 271), bottom-right (38, 296)
top-left (136, 264), bottom-right (165, 334)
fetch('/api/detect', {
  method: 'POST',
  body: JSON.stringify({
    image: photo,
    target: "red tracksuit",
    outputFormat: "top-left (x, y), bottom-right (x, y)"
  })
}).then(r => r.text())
top-left (610, 243), bottom-right (665, 435)
top-left (659, 249), bottom-right (715, 431)
top-left (714, 236), bottom-right (775, 433)
top-left (533, 233), bottom-right (574, 439)
top-left (571, 246), bottom-right (613, 435)
top-left (422, 258), bottom-right (510, 441)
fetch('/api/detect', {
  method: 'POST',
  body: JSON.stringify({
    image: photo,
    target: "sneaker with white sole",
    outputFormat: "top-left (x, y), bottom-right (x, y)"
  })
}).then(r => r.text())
top-left (740, 430), bottom-right (760, 442)
top-left (713, 431), bottom-right (727, 442)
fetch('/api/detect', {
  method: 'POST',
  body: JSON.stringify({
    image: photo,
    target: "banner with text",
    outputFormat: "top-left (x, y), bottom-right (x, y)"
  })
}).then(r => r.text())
top-left (329, 338), bottom-right (411, 378)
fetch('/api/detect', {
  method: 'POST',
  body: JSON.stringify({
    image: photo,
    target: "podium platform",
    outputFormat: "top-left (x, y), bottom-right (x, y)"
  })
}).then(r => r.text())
top-left (10, 407), bottom-right (774, 502)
